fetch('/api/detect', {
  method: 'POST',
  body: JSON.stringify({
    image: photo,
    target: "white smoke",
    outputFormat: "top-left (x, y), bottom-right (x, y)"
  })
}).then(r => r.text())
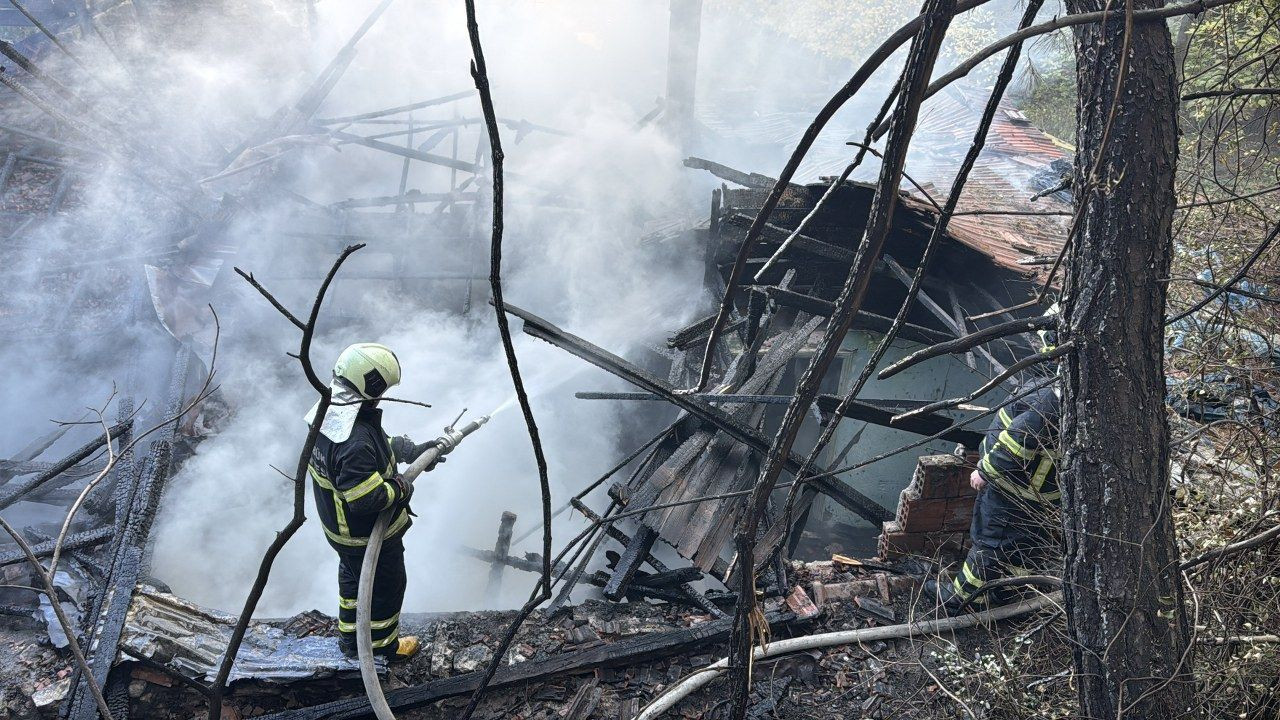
top-left (0, 0), bottom-right (1048, 616)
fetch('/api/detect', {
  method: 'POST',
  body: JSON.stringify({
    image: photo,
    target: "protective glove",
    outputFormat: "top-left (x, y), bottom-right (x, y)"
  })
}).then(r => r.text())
top-left (390, 473), bottom-right (417, 516)
top-left (392, 435), bottom-right (443, 464)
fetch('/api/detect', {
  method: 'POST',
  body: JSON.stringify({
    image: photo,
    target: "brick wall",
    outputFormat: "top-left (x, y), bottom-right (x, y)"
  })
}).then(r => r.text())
top-left (878, 454), bottom-right (976, 559)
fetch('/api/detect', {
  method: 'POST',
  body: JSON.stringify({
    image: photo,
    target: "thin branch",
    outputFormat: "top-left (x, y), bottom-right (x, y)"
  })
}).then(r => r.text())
top-left (1182, 86), bottom-right (1280, 101)
top-left (1181, 521), bottom-right (1280, 571)
top-left (458, 2), bottom-right (553, 718)
top-left (233, 269), bottom-right (305, 330)
top-left (1165, 217), bottom-right (1280, 325)
top-left (0, 515), bottom-right (113, 720)
top-left (893, 342), bottom-right (1072, 422)
top-left (879, 314), bottom-right (1053, 380)
top-left (207, 249), bottom-right (361, 720)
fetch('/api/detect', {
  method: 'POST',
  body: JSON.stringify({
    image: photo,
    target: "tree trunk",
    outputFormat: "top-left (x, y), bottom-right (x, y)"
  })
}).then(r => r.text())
top-left (1061, 1), bottom-right (1193, 718)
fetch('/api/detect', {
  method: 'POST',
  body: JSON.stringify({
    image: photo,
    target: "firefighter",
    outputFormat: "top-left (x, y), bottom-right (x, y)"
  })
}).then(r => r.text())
top-left (927, 319), bottom-right (1062, 615)
top-left (304, 343), bottom-right (440, 660)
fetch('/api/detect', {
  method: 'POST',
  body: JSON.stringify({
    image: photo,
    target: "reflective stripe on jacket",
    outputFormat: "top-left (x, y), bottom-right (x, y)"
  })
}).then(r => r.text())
top-left (977, 388), bottom-right (1061, 504)
top-left (309, 405), bottom-right (411, 549)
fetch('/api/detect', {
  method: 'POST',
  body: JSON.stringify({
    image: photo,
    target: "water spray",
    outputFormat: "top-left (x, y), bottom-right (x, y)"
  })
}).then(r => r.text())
top-left (356, 408), bottom-right (491, 720)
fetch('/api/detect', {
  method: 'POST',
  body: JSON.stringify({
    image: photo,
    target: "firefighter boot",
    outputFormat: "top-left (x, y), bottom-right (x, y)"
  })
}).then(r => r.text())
top-left (380, 635), bottom-right (421, 662)
top-left (922, 576), bottom-right (986, 616)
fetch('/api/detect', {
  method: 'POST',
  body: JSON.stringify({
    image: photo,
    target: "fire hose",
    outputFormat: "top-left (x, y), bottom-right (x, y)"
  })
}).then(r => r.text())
top-left (357, 412), bottom-right (490, 720)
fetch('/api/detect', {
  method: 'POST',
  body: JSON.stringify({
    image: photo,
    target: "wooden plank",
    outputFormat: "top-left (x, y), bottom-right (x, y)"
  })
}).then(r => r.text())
top-left (498, 302), bottom-right (891, 525)
top-left (484, 511), bottom-right (517, 597)
top-left (603, 526), bottom-right (657, 601)
top-left (814, 394), bottom-right (984, 447)
top-left (758, 285), bottom-right (953, 344)
top-left (258, 610), bottom-right (804, 720)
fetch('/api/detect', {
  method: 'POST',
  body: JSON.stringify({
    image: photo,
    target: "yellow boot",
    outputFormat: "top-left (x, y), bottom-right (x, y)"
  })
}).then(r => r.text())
top-left (386, 635), bottom-right (421, 662)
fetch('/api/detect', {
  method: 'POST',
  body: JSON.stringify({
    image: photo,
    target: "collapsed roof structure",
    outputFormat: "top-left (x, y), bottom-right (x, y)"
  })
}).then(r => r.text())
top-left (0, 1), bottom-right (1077, 718)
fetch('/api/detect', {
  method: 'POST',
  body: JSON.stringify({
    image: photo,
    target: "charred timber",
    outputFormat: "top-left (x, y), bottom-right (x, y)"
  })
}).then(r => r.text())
top-left (758, 285), bottom-right (952, 343)
top-left (572, 499), bottom-right (723, 617)
top-left (0, 419), bottom-right (131, 512)
top-left (722, 213), bottom-right (854, 263)
top-left (603, 526), bottom-right (658, 601)
top-left (501, 302), bottom-right (891, 524)
top-left (0, 526), bottom-right (112, 567)
top-left (258, 610), bottom-right (806, 720)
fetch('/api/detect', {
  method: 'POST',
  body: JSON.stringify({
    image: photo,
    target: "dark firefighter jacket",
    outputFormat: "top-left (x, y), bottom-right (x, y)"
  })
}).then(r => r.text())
top-left (309, 405), bottom-right (412, 551)
top-left (976, 387), bottom-right (1061, 504)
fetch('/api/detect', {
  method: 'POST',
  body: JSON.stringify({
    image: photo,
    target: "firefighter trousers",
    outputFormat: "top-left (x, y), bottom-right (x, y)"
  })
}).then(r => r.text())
top-left (949, 484), bottom-right (1058, 608)
top-left (336, 537), bottom-right (406, 654)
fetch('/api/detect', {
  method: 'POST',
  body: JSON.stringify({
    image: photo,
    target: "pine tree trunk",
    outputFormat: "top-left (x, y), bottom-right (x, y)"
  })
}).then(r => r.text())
top-left (1061, 1), bottom-right (1194, 718)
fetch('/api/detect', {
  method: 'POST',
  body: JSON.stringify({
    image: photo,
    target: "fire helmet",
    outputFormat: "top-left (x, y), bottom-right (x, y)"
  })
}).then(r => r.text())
top-left (333, 343), bottom-right (401, 399)
top-left (1038, 302), bottom-right (1061, 353)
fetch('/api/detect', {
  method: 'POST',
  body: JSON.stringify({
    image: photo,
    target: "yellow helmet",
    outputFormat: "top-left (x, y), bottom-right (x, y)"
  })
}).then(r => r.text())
top-left (333, 343), bottom-right (401, 399)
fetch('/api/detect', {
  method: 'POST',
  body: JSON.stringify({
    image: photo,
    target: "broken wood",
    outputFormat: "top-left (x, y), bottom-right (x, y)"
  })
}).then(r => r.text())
top-left (257, 610), bottom-right (806, 720)
top-left (500, 302), bottom-right (890, 524)
top-left (0, 419), bottom-right (131, 512)
top-left (632, 567), bottom-right (705, 589)
top-left (814, 395), bottom-right (984, 447)
top-left (684, 157), bottom-right (797, 191)
top-left (757, 285), bottom-right (953, 343)
top-left (572, 499), bottom-right (723, 617)
top-left (485, 511), bottom-right (517, 598)
top-left (603, 525), bottom-right (658, 601)
top-left (0, 526), bottom-right (112, 567)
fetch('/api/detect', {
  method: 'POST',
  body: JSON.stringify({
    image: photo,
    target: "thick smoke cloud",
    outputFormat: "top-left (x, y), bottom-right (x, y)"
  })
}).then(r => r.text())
top-left (148, 0), bottom-right (705, 615)
top-left (0, 0), bottom-right (1046, 616)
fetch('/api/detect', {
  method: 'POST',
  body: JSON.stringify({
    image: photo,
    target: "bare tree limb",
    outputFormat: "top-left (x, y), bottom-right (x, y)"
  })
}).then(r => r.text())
top-left (0, 515), bottom-right (114, 720)
top-left (892, 342), bottom-right (1072, 422)
top-left (207, 247), bottom-right (363, 720)
top-left (457, 3), bottom-right (553, 718)
top-left (879, 314), bottom-right (1053, 380)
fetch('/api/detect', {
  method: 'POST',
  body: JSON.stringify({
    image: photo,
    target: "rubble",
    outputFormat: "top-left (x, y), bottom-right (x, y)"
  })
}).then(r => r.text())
top-left (0, 1), bottom-right (1087, 717)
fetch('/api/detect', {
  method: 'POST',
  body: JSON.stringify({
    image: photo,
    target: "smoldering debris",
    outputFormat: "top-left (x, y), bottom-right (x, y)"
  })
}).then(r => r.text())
top-left (0, 0), bottom-right (1096, 718)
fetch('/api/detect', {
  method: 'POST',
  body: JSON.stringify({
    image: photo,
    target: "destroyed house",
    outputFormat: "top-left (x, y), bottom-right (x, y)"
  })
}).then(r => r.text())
top-left (555, 96), bottom-right (1073, 599)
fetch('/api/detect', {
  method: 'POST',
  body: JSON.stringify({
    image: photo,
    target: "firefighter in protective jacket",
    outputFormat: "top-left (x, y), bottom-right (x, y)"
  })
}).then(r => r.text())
top-left (304, 343), bottom-right (440, 660)
top-left (926, 308), bottom-right (1064, 615)
top-left (931, 386), bottom-right (1061, 614)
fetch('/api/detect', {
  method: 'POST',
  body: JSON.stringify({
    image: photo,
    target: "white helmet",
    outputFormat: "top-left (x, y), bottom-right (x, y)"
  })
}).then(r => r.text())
top-left (1038, 302), bottom-right (1061, 353)
top-left (334, 342), bottom-right (401, 399)
top-left (305, 342), bottom-right (402, 442)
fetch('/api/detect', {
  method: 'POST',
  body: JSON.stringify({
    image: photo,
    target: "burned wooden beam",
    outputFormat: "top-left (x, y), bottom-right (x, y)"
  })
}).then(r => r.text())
top-left (603, 525), bottom-right (658, 601)
top-left (0, 526), bottom-right (112, 567)
top-left (501, 302), bottom-right (891, 524)
top-left (684, 156), bottom-right (783, 190)
top-left (667, 314), bottom-right (745, 350)
top-left (484, 511), bottom-right (517, 597)
top-left (67, 351), bottom-right (190, 719)
top-left (0, 419), bottom-right (131, 511)
top-left (814, 395), bottom-right (985, 447)
top-left (315, 90), bottom-right (475, 124)
top-left (756, 285), bottom-right (953, 344)
top-left (573, 499), bottom-right (723, 617)
top-left (880, 254), bottom-right (1006, 374)
top-left (330, 189), bottom-right (479, 210)
top-left (461, 546), bottom-right (568, 577)
top-left (723, 213), bottom-right (854, 263)
top-left (0, 423), bottom-right (72, 485)
top-left (632, 567), bottom-right (705, 589)
top-left (258, 610), bottom-right (806, 720)
top-left (329, 129), bottom-right (483, 174)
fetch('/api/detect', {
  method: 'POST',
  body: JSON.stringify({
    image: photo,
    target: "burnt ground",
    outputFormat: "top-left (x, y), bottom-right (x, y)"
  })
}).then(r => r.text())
top-left (0, 559), bottom-right (1073, 720)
